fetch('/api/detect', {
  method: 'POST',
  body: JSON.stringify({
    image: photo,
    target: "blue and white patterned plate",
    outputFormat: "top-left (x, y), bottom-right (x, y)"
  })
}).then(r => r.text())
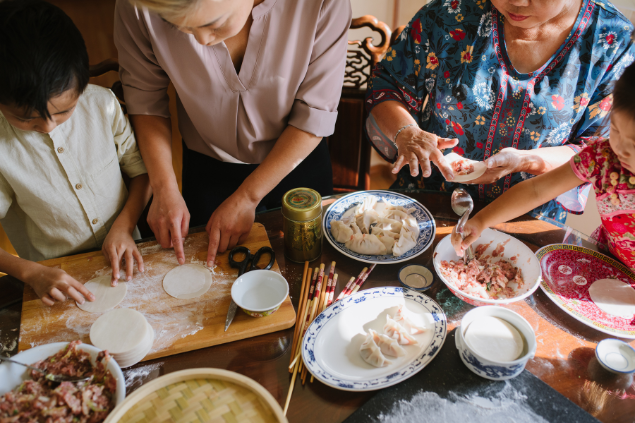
top-left (301, 287), bottom-right (447, 392)
top-left (323, 190), bottom-right (436, 264)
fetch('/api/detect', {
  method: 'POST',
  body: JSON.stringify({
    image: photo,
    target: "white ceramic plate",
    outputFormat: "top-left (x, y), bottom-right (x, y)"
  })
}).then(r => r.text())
top-left (302, 287), bottom-right (447, 391)
top-left (442, 152), bottom-right (487, 183)
top-left (433, 228), bottom-right (542, 306)
top-left (0, 342), bottom-right (126, 405)
top-left (323, 191), bottom-right (436, 264)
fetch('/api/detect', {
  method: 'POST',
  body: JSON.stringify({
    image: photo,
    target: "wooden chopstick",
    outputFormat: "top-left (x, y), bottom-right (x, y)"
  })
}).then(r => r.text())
top-left (289, 266), bottom-right (312, 370)
top-left (324, 274), bottom-right (338, 310)
top-left (300, 264), bottom-right (325, 384)
top-left (288, 262), bottom-right (309, 366)
top-left (334, 276), bottom-right (355, 303)
top-left (349, 264), bottom-right (376, 296)
top-left (337, 267), bottom-right (367, 300)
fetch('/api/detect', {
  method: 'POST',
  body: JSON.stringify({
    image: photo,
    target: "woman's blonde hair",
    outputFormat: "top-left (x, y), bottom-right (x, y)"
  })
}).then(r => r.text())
top-left (130, 0), bottom-right (202, 20)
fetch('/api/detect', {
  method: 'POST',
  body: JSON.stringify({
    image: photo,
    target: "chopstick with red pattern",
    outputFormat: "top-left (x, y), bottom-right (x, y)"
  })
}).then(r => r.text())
top-left (349, 264), bottom-right (376, 296)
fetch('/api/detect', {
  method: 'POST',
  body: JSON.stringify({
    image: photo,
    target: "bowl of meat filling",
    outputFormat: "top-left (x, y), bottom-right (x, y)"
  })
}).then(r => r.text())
top-left (433, 228), bottom-right (542, 306)
top-left (0, 340), bottom-right (125, 422)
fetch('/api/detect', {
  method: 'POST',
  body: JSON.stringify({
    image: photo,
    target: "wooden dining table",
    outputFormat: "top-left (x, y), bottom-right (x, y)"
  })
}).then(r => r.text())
top-left (1, 190), bottom-right (634, 423)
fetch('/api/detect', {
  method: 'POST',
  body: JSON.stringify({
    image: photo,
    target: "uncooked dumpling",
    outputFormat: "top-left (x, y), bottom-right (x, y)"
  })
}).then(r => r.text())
top-left (373, 218), bottom-right (403, 234)
top-left (345, 234), bottom-right (387, 255)
top-left (360, 330), bottom-right (392, 367)
top-left (394, 305), bottom-right (426, 334)
top-left (356, 209), bottom-right (379, 234)
top-left (393, 225), bottom-right (417, 256)
top-left (357, 196), bottom-right (378, 214)
top-left (377, 234), bottom-right (396, 255)
top-left (331, 220), bottom-right (354, 243)
top-left (384, 315), bottom-right (418, 345)
top-left (371, 329), bottom-right (405, 357)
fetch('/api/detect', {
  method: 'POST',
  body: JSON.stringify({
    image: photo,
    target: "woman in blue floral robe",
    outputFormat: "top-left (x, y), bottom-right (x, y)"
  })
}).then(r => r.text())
top-left (366, 0), bottom-right (634, 223)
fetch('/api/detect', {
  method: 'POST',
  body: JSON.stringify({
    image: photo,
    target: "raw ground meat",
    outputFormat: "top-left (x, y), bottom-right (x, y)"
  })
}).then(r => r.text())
top-left (0, 341), bottom-right (116, 423)
top-left (451, 159), bottom-right (475, 176)
top-left (439, 242), bottom-right (524, 299)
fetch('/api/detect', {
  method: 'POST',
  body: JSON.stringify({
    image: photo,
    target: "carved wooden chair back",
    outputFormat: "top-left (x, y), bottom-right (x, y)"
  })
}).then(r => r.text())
top-left (327, 16), bottom-right (392, 193)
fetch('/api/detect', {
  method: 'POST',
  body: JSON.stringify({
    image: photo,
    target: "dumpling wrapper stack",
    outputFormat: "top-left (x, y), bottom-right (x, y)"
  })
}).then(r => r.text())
top-left (89, 308), bottom-right (155, 368)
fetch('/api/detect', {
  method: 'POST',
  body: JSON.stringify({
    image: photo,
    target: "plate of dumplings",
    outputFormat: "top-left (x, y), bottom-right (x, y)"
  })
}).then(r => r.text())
top-left (324, 191), bottom-right (436, 264)
top-left (302, 287), bottom-right (447, 391)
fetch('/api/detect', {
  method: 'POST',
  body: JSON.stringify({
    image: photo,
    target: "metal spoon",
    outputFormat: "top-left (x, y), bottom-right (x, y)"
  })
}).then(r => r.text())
top-left (0, 356), bottom-right (91, 383)
top-left (450, 188), bottom-right (475, 262)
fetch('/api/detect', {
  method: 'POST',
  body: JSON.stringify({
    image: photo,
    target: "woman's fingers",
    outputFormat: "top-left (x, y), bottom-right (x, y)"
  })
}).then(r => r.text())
top-left (450, 228), bottom-right (464, 257)
top-left (207, 226), bottom-right (221, 268)
top-left (392, 154), bottom-right (406, 174)
top-left (109, 247), bottom-right (120, 285)
top-left (437, 137), bottom-right (459, 150)
top-left (169, 219), bottom-right (186, 265)
top-left (408, 152), bottom-right (420, 177)
top-left (429, 148), bottom-right (454, 181)
top-left (461, 230), bottom-right (481, 250)
top-left (66, 286), bottom-right (85, 304)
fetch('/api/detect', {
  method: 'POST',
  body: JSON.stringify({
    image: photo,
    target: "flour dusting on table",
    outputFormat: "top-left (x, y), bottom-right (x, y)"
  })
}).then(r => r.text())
top-left (377, 383), bottom-right (548, 423)
top-left (20, 234), bottom-right (233, 356)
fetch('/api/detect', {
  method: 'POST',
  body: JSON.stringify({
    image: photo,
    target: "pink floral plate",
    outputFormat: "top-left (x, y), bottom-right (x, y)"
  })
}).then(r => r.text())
top-left (536, 244), bottom-right (635, 338)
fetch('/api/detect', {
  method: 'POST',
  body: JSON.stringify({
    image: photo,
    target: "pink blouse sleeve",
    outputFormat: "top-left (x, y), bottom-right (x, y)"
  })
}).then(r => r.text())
top-left (570, 138), bottom-right (604, 185)
top-left (288, 0), bottom-right (351, 137)
top-left (114, 0), bottom-right (171, 118)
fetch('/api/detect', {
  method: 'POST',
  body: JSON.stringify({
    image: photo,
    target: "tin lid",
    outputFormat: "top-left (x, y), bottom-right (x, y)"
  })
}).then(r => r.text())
top-left (282, 188), bottom-right (322, 221)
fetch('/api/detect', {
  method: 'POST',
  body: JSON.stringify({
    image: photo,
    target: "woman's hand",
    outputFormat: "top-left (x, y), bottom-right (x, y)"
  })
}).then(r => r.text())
top-left (469, 148), bottom-right (529, 185)
top-left (23, 263), bottom-right (95, 306)
top-left (102, 225), bottom-right (144, 285)
top-left (451, 217), bottom-right (486, 257)
top-left (392, 126), bottom-right (459, 180)
top-left (147, 186), bottom-right (190, 265)
top-left (206, 191), bottom-right (257, 268)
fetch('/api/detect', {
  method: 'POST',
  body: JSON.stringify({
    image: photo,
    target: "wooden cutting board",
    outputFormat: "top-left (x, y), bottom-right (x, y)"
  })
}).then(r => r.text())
top-left (18, 223), bottom-right (296, 362)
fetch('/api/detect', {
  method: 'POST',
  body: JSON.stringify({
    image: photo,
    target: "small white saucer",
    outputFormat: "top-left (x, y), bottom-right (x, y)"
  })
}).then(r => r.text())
top-left (398, 265), bottom-right (434, 291)
top-left (595, 339), bottom-right (635, 374)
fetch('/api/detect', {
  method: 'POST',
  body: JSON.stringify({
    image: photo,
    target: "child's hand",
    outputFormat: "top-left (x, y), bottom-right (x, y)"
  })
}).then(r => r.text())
top-left (102, 227), bottom-right (144, 285)
top-left (451, 218), bottom-right (484, 257)
top-left (24, 264), bottom-right (95, 306)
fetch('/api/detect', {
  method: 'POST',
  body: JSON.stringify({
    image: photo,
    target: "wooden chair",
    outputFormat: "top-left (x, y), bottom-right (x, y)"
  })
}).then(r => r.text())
top-left (327, 16), bottom-right (392, 193)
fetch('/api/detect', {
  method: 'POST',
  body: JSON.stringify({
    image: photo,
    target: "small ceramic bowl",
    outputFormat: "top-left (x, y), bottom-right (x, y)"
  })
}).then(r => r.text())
top-left (595, 339), bottom-right (635, 374)
top-left (231, 270), bottom-right (289, 317)
top-left (455, 306), bottom-right (536, 381)
top-left (398, 265), bottom-right (434, 291)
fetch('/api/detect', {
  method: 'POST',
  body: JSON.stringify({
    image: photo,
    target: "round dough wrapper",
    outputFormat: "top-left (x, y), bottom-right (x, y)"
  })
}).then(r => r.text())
top-left (115, 322), bottom-right (155, 367)
top-left (77, 272), bottom-right (127, 313)
top-left (589, 278), bottom-right (635, 318)
top-left (465, 316), bottom-right (524, 362)
top-left (90, 308), bottom-right (148, 354)
top-left (163, 264), bottom-right (212, 300)
top-left (113, 321), bottom-right (154, 360)
top-left (442, 152), bottom-right (487, 183)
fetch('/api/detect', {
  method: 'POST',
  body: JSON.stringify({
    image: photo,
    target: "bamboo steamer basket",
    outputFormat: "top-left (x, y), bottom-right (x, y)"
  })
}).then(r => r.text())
top-left (105, 368), bottom-right (287, 423)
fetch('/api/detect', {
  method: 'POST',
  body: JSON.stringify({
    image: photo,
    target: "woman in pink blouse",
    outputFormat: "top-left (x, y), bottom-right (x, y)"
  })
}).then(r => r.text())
top-left (114, 0), bottom-right (351, 266)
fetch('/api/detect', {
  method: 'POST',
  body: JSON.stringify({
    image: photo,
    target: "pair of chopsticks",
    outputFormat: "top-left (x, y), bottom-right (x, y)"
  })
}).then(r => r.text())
top-left (284, 262), bottom-right (376, 415)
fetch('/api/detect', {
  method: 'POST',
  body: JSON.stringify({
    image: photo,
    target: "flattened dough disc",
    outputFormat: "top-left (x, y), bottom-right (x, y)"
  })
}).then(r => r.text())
top-left (465, 316), bottom-right (524, 362)
top-left (163, 264), bottom-right (212, 300)
top-left (589, 278), bottom-right (635, 318)
top-left (90, 308), bottom-right (148, 354)
top-left (77, 272), bottom-right (127, 313)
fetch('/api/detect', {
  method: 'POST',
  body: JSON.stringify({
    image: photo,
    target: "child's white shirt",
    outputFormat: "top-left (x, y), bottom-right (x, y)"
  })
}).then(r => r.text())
top-left (0, 84), bottom-right (147, 261)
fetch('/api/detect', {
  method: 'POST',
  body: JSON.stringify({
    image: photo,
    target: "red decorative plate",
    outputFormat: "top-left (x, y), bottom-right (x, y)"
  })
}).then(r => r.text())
top-left (536, 244), bottom-right (635, 339)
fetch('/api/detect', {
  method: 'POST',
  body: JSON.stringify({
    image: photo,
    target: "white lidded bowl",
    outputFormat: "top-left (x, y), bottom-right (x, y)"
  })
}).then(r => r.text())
top-left (0, 342), bottom-right (125, 405)
top-left (455, 306), bottom-right (537, 380)
top-left (595, 339), bottom-right (635, 374)
top-left (231, 269), bottom-right (289, 317)
top-left (433, 228), bottom-right (542, 306)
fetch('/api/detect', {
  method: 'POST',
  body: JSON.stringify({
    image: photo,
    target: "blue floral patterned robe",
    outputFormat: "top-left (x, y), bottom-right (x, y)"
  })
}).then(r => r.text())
top-left (366, 0), bottom-right (634, 223)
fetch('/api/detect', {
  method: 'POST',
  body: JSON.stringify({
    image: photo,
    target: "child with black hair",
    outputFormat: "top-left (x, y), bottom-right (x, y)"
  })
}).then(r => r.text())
top-left (0, 0), bottom-right (151, 306)
top-left (452, 60), bottom-right (635, 271)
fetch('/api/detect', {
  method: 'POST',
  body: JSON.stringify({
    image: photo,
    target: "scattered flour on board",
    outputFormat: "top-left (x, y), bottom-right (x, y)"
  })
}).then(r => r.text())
top-left (124, 362), bottom-right (163, 390)
top-left (377, 383), bottom-right (549, 423)
top-left (21, 236), bottom-right (233, 355)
